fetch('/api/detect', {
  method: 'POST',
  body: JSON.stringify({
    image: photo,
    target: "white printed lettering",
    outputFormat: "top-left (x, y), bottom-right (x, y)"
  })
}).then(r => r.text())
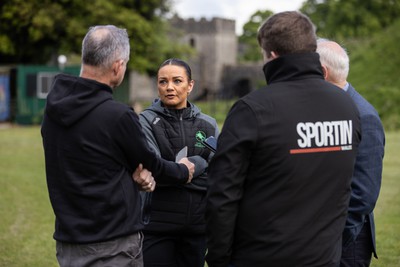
top-left (295, 120), bottom-right (353, 148)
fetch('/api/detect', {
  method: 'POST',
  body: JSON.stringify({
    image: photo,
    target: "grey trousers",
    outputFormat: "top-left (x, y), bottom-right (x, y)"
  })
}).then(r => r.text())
top-left (56, 232), bottom-right (143, 267)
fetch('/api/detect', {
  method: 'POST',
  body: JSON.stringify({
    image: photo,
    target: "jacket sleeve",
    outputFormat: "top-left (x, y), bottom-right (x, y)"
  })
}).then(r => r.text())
top-left (139, 111), bottom-right (161, 157)
top-left (343, 110), bottom-right (385, 245)
top-left (196, 112), bottom-right (220, 162)
top-left (205, 100), bottom-right (257, 267)
top-left (206, 117), bottom-right (220, 162)
top-left (115, 110), bottom-right (189, 184)
top-left (214, 120), bottom-right (220, 139)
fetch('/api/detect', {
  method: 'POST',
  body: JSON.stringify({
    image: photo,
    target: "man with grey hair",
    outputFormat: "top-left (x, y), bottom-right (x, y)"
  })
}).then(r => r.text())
top-left (41, 25), bottom-right (194, 267)
top-left (317, 39), bottom-right (385, 267)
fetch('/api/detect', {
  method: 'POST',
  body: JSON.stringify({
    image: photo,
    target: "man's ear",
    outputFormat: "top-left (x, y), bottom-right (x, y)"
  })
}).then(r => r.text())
top-left (262, 50), bottom-right (279, 63)
top-left (112, 60), bottom-right (123, 76)
top-left (321, 65), bottom-right (329, 80)
top-left (270, 51), bottom-right (278, 59)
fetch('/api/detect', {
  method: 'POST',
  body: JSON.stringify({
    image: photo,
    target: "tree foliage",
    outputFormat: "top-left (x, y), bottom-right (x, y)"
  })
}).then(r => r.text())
top-left (237, 2), bottom-right (400, 128)
top-left (0, 0), bottom-right (190, 73)
top-left (238, 0), bottom-right (400, 60)
top-left (346, 19), bottom-right (400, 130)
top-left (238, 10), bottom-right (273, 62)
top-left (300, 0), bottom-right (400, 40)
top-left (298, 0), bottom-right (400, 129)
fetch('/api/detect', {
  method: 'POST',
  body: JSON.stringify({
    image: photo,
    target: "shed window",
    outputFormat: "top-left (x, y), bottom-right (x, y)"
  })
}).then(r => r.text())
top-left (37, 72), bottom-right (58, 98)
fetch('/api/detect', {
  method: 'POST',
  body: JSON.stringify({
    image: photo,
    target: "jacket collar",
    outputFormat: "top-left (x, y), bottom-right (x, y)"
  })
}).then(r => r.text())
top-left (263, 52), bottom-right (324, 85)
top-left (147, 98), bottom-right (200, 119)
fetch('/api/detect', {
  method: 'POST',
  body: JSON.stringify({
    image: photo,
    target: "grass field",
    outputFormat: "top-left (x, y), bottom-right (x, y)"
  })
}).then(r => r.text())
top-left (0, 125), bottom-right (399, 266)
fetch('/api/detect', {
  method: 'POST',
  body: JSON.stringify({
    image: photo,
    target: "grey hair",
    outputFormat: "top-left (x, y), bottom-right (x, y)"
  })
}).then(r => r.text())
top-left (316, 38), bottom-right (349, 82)
top-left (82, 25), bottom-right (130, 70)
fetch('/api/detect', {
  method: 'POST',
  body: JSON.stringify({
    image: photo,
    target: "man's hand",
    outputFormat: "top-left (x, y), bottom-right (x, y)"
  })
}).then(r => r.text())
top-left (178, 157), bottom-right (195, 183)
top-left (132, 163), bottom-right (156, 192)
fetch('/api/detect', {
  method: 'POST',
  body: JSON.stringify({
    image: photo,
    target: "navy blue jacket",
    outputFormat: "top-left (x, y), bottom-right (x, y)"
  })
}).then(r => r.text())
top-left (343, 84), bottom-right (385, 258)
top-left (41, 74), bottom-right (188, 243)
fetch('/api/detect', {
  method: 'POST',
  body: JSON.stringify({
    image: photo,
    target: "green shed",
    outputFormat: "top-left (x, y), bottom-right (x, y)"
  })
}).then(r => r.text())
top-left (13, 65), bottom-right (80, 124)
top-left (10, 65), bottom-right (130, 125)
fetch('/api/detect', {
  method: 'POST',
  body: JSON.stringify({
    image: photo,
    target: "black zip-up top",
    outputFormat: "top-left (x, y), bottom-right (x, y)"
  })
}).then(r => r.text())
top-left (206, 53), bottom-right (362, 267)
top-left (139, 99), bottom-right (219, 233)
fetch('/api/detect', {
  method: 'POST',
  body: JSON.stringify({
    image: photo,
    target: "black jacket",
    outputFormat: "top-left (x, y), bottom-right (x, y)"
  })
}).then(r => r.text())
top-left (139, 99), bottom-right (218, 234)
top-left (206, 53), bottom-right (361, 267)
top-left (41, 74), bottom-right (188, 243)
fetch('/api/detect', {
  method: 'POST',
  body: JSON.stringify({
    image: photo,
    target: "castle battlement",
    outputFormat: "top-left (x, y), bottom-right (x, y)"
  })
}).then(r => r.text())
top-left (170, 16), bottom-right (235, 34)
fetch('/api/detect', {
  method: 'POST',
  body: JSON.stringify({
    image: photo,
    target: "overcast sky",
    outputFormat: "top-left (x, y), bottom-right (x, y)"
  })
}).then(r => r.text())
top-left (173, 0), bottom-right (305, 35)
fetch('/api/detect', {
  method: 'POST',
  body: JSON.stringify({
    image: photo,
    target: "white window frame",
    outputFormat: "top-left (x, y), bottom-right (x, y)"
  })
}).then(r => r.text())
top-left (37, 72), bottom-right (59, 99)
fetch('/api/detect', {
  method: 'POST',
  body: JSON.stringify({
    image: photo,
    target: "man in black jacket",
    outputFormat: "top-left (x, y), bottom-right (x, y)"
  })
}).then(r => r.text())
top-left (41, 25), bottom-right (194, 267)
top-left (205, 11), bottom-right (361, 267)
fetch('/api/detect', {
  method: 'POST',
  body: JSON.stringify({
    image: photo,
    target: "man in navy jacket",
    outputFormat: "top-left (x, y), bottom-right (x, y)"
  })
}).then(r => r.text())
top-left (317, 39), bottom-right (385, 266)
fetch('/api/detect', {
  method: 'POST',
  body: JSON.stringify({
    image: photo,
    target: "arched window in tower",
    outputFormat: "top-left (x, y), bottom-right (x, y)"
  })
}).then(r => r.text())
top-left (190, 38), bottom-right (196, 48)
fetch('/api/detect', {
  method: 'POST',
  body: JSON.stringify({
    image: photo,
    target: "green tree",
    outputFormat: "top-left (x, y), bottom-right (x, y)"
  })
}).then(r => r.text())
top-left (300, 0), bottom-right (400, 129)
top-left (0, 0), bottom-right (190, 74)
top-left (347, 19), bottom-right (400, 130)
top-left (301, 0), bottom-right (400, 40)
top-left (238, 10), bottom-right (273, 62)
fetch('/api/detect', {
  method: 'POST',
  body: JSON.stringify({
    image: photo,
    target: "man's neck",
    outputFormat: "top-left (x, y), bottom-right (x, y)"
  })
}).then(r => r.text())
top-left (338, 80), bottom-right (348, 90)
top-left (330, 80), bottom-right (348, 90)
top-left (80, 65), bottom-right (111, 87)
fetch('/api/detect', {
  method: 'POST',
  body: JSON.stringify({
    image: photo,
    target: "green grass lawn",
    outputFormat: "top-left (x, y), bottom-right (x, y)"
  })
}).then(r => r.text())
top-left (371, 131), bottom-right (400, 266)
top-left (0, 125), bottom-right (57, 267)
top-left (0, 125), bottom-right (399, 266)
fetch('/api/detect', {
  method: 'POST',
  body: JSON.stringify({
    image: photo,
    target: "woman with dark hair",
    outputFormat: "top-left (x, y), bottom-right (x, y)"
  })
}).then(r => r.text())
top-left (139, 58), bottom-right (219, 267)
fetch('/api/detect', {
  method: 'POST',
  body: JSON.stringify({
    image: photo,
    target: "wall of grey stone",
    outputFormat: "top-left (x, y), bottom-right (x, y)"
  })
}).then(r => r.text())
top-left (129, 71), bottom-right (157, 104)
top-left (221, 63), bottom-right (265, 98)
top-left (171, 16), bottom-right (237, 99)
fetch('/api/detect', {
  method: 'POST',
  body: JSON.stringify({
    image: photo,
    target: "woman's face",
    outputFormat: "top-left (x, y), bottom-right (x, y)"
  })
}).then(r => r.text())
top-left (157, 65), bottom-right (194, 109)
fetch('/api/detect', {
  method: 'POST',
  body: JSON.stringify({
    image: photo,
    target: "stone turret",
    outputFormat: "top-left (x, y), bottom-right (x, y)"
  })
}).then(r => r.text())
top-left (170, 16), bottom-right (237, 99)
top-left (129, 16), bottom-right (264, 105)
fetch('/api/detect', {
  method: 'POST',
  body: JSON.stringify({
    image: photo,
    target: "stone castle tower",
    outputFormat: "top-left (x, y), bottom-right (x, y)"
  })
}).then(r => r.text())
top-left (170, 16), bottom-right (238, 99)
